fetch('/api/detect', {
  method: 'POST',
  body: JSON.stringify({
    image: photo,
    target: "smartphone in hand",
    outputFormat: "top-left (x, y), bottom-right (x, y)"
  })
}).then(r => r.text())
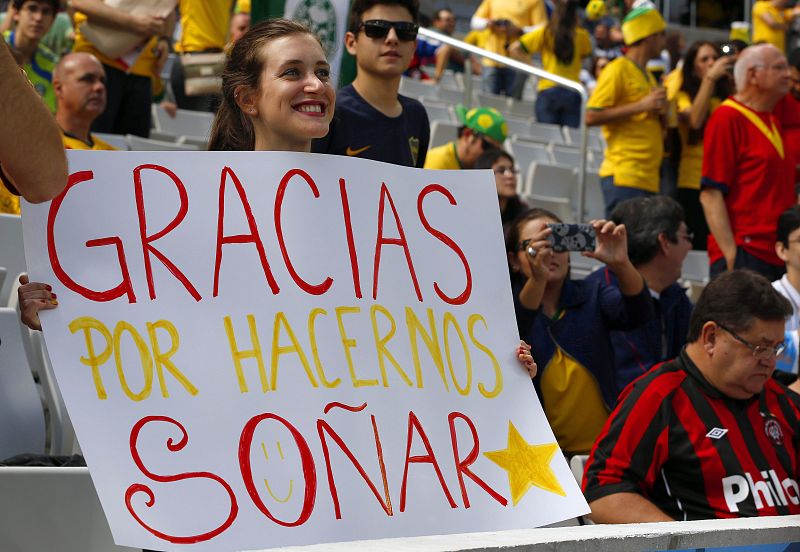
top-left (546, 223), bottom-right (596, 252)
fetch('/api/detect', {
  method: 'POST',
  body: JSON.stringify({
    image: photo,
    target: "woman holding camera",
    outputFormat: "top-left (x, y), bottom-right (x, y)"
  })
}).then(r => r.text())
top-left (674, 40), bottom-right (733, 250)
top-left (506, 209), bottom-right (653, 456)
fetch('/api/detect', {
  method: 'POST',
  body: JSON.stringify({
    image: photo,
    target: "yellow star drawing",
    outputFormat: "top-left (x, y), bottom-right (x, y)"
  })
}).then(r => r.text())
top-left (484, 421), bottom-right (565, 505)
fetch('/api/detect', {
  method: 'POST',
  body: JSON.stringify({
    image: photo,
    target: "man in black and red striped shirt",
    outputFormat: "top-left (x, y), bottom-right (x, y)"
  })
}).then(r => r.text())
top-left (584, 270), bottom-right (800, 522)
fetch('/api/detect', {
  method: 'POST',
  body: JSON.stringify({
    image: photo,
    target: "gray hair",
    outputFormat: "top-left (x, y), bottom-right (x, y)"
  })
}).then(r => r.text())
top-left (733, 43), bottom-right (779, 91)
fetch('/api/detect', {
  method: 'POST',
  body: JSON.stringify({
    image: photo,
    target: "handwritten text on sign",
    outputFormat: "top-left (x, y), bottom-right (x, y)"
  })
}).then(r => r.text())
top-left (22, 151), bottom-right (588, 551)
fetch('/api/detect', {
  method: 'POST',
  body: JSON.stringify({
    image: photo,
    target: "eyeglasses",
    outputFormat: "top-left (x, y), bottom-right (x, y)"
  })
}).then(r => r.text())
top-left (677, 231), bottom-right (694, 243)
top-left (493, 165), bottom-right (519, 175)
top-left (716, 322), bottom-right (786, 360)
top-left (358, 20), bottom-right (419, 41)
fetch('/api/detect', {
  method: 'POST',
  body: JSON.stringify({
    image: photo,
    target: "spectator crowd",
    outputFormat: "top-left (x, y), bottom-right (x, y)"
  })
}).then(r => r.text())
top-left (1, 0), bottom-right (800, 530)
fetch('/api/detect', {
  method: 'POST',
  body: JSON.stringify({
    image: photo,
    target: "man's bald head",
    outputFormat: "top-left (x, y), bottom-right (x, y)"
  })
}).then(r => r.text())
top-left (54, 52), bottom-right (107, 121)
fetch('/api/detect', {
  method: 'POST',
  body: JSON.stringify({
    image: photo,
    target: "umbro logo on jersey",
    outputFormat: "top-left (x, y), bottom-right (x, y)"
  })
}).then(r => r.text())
top-left (346, 145), bottom-right (371, 156)
top-left (706, 427), bottom-right (728, 439)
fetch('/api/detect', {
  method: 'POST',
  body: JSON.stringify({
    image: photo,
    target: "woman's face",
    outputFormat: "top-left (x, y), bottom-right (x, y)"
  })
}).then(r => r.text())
top-left (493, 156), bottom-right (518, 199)
top-left (514, 217), bottom-right (569, 284)
top-left (250, 33), bottom-right (335, 151)
top-left (693, 44), bottom-right (719, 80)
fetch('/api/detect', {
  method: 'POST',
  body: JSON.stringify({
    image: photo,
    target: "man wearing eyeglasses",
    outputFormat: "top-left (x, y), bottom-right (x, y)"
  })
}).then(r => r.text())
top-left (583, 269), bottom-right (800, 523)
top-left (424, 106), bottom-right (506, 170)
top-left (701, 44), bottom-right (796, 281)
top-left (312, 0), bottom-right (430, 168)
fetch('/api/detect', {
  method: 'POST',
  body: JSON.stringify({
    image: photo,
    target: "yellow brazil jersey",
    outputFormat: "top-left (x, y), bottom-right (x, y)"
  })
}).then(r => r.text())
top-left (676, 91), bottom-right (721, 190)
top-left (464, 29), bottom-right (490, 49)
top-left (423, 142), bottom-right (462, 169)
top-left (62, 132), bottom-right (118, 151)
top-left (234, 0), bottom-right (250, 13)
top-left (175, 0), bottom-right (232, 53)
top-left (588, 56), bottom-right (663, 193)
top-left (473, 0), bottom-right (547, 67)
top-left (72, 12), bottom-right (160, 78)
top-left (518, 25), bottom-right (592, 91)
top-left (752, 1), bottom-right (791, 52)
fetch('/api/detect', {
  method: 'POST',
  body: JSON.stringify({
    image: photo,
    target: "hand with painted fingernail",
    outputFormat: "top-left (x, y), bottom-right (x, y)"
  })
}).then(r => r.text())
top-left (17, 273), bottom-right (58, 331)
top-left (516, 340), bottom-right (537, 378)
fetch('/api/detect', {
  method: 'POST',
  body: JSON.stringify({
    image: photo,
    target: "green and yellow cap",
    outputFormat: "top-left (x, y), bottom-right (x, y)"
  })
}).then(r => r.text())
top-left (621, 6), bottom-right (666, 45)
top-left (455, 105), bottom-right (508, 144)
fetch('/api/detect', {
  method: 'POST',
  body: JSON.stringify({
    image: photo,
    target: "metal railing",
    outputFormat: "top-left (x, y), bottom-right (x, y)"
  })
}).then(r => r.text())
top-left (417, 26), bottom-right (591, 222)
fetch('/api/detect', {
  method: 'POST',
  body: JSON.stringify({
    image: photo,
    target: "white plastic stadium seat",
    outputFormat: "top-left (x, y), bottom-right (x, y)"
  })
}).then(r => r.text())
top-left (0, 214), bottom-right (25, 307)
top-left (0, 467), bottom-right (138, 552)
top-left (126, 135), bottom-right (199, 151)
top-left (526, 194), bottom-right (574, 223)
top-left (92, 132), bottom-right (129, 150)
top-left (509, 140), bottom-right (553, 183)
top-left (527, 121), bottom-right (566, 144)
top-left (0, 308), bottom-right (46, 459)
top-left (151, 104), bottom-right (214, 138)
top-left (429, 120), bottom-right (459, 148)
top-left (435, 86), bottom-right (464, 105)
top-left (421, 99), bottom-right (455, 123)
top-left (475, 91), bottom-right (510, 112)
top-left (398, 76), bottom-right (438, 100)
top-left (524, 162), bottom-right (578, 200)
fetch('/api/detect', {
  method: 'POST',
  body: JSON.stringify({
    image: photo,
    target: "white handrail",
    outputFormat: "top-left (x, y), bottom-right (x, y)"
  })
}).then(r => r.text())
top-left (418, 26), bottom-right (590, 221)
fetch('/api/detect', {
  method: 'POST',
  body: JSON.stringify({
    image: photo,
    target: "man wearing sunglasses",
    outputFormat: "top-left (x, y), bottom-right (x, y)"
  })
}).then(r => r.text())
top-left (312, 0), bottom-right (430, 168)
top-left (583, 270), bottom-right (800, 523)
top-left (424, 105), bottom-right (507, 170)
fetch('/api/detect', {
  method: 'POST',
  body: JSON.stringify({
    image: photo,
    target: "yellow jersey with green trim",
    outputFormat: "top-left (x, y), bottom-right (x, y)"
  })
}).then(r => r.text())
top-left (518, 25), bottom-right (591, 91)
top-left (541, 345), bottom-right (610, 455)
top-left (588, 56), bottom-right (663, 192)
top-left (61, 132), bottom-right (118, 151)
top-left (4, 31), bottom-right (57, 113)
top-left (424, 141), bottom-right (462, 170)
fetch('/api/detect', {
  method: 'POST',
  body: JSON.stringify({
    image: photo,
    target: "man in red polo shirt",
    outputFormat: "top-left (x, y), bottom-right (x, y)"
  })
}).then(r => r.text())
top-left (700, 43), bottom-right (796, 281)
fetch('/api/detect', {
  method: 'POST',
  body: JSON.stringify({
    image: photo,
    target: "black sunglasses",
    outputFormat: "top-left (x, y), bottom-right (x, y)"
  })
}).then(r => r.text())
top-left (358, 20), bottom-right (419, 41)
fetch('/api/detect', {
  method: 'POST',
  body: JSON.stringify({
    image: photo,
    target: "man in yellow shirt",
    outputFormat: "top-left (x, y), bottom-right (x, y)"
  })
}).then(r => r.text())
top-left (470, 0), bottom-right (547, 96)
top-left (753, 0), bottom-right (800, 53)
top-left (55, 53), bottom-right (116, 151)
top-left (424, 106), bottom-right (507, 170)
top-left (0, 51), bottom-right (113, 215)
top-left (586, 6), bottom-right (666, 218)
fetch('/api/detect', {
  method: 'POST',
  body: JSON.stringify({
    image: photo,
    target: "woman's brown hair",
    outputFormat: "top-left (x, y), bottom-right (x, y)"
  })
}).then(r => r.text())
top-left (208, 18), bottom-right (322, 151)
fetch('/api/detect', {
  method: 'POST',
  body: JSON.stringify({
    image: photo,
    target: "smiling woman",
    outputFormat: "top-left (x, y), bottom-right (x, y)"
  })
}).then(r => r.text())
top-left (208, 19), bottom-right (335, 152)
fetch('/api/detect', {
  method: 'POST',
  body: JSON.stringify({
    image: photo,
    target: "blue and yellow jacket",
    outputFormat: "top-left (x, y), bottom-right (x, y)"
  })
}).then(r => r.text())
top-left (586, 267), bottom-right (693, 396)
top-left (514, 276), bottom-right (654, 455)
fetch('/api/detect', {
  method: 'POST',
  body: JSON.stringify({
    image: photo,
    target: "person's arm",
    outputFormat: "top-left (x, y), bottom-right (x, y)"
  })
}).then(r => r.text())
top-left (589, 493), bottom-right (674, 524)
top-left (585, 220), bottom-right (644, 296)
top-left (69, 0), bottom-right (167, 36)
top-left (758, 8), bottom-right (789, 31)
top-left (0, 43), bottom-right (67, 202)
top-left (700, 188), bottom-right (736, 270)
top-left (688, 57), bottom-right (732, 129)
top-left (586, 87), bottom-right (666, 126)
top-left (517, 225), bottom-right (554, 311)
top-left (507, 40), bottom-right (532, 64)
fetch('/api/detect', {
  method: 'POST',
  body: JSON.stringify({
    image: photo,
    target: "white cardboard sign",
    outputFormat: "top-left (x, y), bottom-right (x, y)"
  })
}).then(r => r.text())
top-left (21, 151), bottom-right (589, 551)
